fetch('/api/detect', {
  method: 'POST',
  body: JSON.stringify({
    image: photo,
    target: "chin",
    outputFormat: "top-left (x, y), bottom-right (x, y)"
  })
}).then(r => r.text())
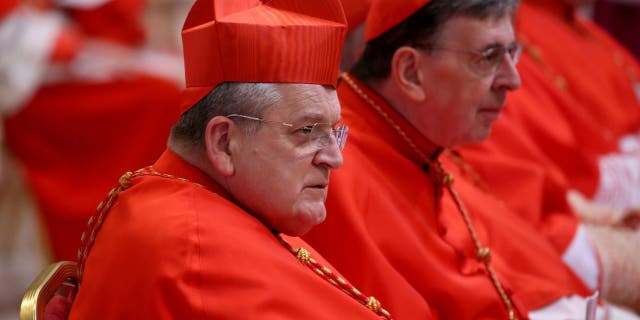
top-left (281, 224), bottom-right (315, 237)
top-left (460, 129), bottom-right (492, 146)
top-left (278, 209), bottom-right (326, 236)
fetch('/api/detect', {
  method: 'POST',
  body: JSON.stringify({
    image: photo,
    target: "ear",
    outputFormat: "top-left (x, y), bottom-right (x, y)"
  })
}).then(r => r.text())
top-left (204, 116), bottom-right (237, 177)
top-left (390, 46), bottom-right (427, 101)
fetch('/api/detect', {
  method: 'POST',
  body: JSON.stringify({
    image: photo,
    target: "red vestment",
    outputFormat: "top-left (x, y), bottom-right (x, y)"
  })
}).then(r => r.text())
top-left (69, 149), bottom-right (385, 319)
top-left (1, 0), bottom-right (182, 260)
top-left (518, 0), bottom-right (640, 143)
top-left (303, 76), bottom-right (592, 319)
top-left (459, 0), bottom-right (640, 254)
top-left (4, 77), bottom-right (181, 261)
top-left (459, 54), bottom-right (598, 252)
top-left (0, 0), bottom-right (17, 17)
top-left (464, 0), bottom-right (640, 205)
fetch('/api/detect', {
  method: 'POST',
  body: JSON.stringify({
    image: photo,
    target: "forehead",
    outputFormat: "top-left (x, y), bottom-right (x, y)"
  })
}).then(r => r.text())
top-left (436, 14), bottom-right (515, 48)
top-left (266, 84), bottom-right (341, 123)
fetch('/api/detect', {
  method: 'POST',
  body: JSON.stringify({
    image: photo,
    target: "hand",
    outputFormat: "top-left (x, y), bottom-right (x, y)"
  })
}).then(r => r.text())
top-left (567, 190), bottom-right (624, 226)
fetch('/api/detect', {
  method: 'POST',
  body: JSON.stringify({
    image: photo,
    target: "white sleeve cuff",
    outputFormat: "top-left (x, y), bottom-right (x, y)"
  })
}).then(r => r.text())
top-left (562, 224), bottom-right (601, 290)
top-left (529, 295), bottom-right (640, 320)
top-left (593, 151), bottom-right (640, 211)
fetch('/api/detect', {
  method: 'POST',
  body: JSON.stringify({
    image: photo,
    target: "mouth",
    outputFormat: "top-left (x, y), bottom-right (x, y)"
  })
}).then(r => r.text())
top-left (477, 106), bottom-right (504, 119)
top-left (308, 183), bottom-right (328, 189)
top-left (478, 104), bottom-right (504, 112)
top-left (304, 179), bottom-right (330, 193)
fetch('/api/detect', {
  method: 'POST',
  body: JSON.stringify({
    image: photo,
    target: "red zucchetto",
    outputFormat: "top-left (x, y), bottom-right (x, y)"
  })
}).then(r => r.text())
top-left (365, 0), bottom-right (430, 42)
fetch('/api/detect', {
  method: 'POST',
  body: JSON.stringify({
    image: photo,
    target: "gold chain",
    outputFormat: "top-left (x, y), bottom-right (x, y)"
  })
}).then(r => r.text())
top-left (76, 167), bottom-right (205, 282)
top-left (341, 73), bottom-right (519, 320)
top-left (77, 166), bottom-right (391, 319)
top-left (279, 238), bottom-right (393, 319)
top-left (444, 149), bottom-right (490, 193)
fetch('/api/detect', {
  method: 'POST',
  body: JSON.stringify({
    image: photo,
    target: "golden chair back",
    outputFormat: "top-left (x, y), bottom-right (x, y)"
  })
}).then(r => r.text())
top-left (20, 261), bottom-right (78, 320)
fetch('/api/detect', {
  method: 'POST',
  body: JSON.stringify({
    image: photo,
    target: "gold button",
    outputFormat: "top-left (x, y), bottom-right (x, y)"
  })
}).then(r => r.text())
top-left (366, 296), bottom-right (381, 312)
top-left (119, 171), bottom-right (133, 189)
top-left (442, 173), bottom-right (454, 187)
top-left (555, 76), bottom-right (567, 90)
top-left (296, 247), bottom-right (311, 264)
top-left (529, 46), bottom-right (543, 62)
top-left (476, 247), bottom-right (491, 263)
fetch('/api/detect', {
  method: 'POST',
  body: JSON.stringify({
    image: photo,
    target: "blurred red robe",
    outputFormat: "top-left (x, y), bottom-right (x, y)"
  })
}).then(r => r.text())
top-left (1, 0), bottom-right (182, 261)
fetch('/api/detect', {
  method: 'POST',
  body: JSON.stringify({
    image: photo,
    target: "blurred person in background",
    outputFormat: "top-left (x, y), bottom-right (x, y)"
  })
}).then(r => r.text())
top-left (457, 0), bottom-right (640, 312)
top-left (0, 0), bottom-right (184, 262)
top-left (0, 0), bottom-right (184, 317)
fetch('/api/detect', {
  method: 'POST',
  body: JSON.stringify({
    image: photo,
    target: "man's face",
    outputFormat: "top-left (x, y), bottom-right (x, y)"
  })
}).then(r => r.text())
top-left (406, 14), bottom-right (521, 147)
top-left (228, 84), bottom-right (344, 236)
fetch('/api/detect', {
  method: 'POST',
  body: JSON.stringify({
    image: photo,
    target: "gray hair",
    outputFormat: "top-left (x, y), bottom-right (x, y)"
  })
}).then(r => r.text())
top-left (168, 82), bottom-right (281, 152)
top-left (351, 0), bottom-right (520, 82)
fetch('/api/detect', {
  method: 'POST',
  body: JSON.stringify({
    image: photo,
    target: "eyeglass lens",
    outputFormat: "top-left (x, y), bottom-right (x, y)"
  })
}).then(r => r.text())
top-left (310, 123), bottom-right (349, 151)
top-left (475, 43), bottom-right (522, 75)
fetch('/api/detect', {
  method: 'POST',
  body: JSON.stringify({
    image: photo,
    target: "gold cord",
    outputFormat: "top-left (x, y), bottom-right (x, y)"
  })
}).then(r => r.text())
top-left (341, 73), bottom-right (518, 319)
top-left (280, 238), bottom-right (393, 319)
top-left (77, 166), bottom-right (391, 319)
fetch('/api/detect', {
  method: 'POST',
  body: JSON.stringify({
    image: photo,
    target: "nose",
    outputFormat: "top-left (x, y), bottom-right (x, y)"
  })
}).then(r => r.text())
top-left (313, 138), bottom-right (344, 169)
top-left (492, 54), bottom-right (522, 91)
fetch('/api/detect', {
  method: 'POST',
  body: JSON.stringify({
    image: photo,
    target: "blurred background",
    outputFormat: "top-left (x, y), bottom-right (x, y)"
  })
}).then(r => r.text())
top-left (0, 0), bottom-right (192, 318)
top-left (0, 0), bottom-right (638, 318)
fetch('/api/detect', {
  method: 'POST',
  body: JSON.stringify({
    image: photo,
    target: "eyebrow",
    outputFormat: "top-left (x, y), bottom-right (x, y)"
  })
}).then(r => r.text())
top-left (480, 40), bottom-right (517, 52)
top-left (289, 113), bottom-right (342, 125)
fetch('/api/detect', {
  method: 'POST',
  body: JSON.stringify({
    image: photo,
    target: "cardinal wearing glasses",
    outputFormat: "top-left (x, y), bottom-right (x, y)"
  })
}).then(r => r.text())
top-left (67, 0), bottom-right (397, 319)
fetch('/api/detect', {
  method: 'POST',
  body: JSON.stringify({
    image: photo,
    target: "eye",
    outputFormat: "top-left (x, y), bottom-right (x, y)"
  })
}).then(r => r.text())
top-left (295, 125), bottom-right (315, 135)
top-left (507, 44), bottom-right (522, 62)
top-left (480, 47), bottom-right (503, 64)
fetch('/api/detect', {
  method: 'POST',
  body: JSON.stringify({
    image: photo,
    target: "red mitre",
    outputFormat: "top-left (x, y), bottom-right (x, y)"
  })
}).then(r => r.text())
top-left (180, 0), bottom-right (347, 113)
top-left (365, 0), bottom-right (430, 42)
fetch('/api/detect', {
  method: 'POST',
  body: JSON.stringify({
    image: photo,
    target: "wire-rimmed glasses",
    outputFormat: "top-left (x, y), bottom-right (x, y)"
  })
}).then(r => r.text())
top-left (226, 114), bottom-right (349, 152)
top-left (416, 42), bottom-right (522, 77)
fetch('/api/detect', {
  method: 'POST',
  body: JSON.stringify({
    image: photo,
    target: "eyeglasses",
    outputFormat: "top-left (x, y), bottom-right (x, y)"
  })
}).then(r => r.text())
top-left (226, 114), bottom-right (349, 152)
top-left (417, 42), bottom-right (522, 77)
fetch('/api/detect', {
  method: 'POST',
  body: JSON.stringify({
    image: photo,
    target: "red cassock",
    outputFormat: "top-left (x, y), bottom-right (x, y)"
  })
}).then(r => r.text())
top-left (459, 53), bottom-right (600, 252)
top-left (0, 0), bottom-right (17, 17)
top-left (4, 77), bottom-right (181, 261)
top-left (62, 0), bottom-right (146, 46)
top-left (303, 76), bottom-right (592, 319)
top-left (69, 149), bottom-right (386, 319)
top-left (1, 0), bottom-right (182, 261)
top-left (458, 0), bottom-right (640, 255)
top-left (517, 0), bottom-right (640, 144)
